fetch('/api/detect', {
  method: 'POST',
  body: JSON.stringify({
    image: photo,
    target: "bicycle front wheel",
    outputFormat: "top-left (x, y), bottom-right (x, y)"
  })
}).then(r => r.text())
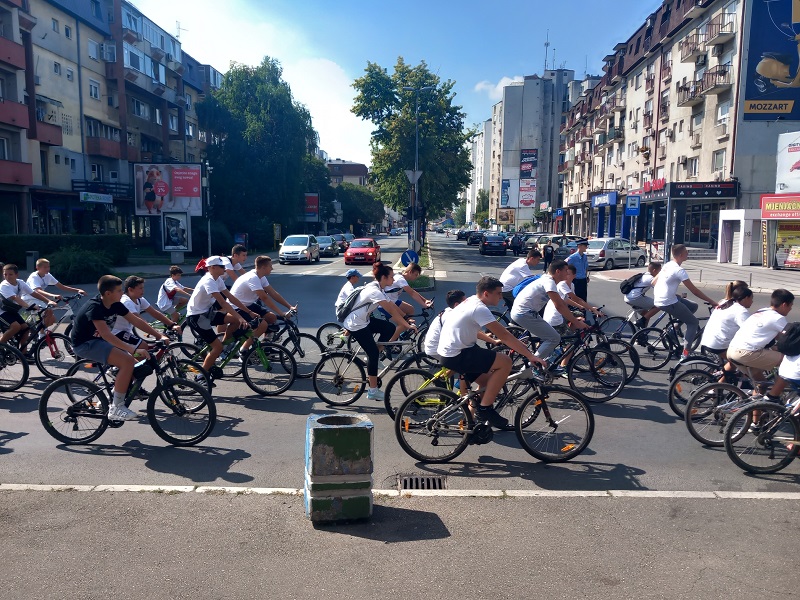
top-left (630, 327), bottom-right (674, 371)
top-left (0, 342), bottom-right (29, 392)
top-left (515, 386), bottom-right (594, 462)
top-left (34, 333), bottom-right (75, 379)
top-left (282, 332), bottom-right (324, 379)
top-left (395, 388), bottom-right (472, 463)
top-left (684, 382), bottom-right (750, 447)
top-left (595, 339), bottom-right (640, 384)
top-left (147, 378), bottom-right (215, 446)
top-left (241, 343), bottom-right (297, 396)
top-left (39, 376), bottom-right (109, 444)
top-left (724, 401), bottom-right (800, 474)
top-left (316, 322), bottom-right (348, 351)
top-left (312, 351), bottom-right (366, 406)
top-left (598, 316), bottom-right (636, 341)
top-left (383, 367), bottom-right (438, 420)
top-left (566, 348), bottom-right (627, 403)
top-left (668, 368), bottom-right (717, 418)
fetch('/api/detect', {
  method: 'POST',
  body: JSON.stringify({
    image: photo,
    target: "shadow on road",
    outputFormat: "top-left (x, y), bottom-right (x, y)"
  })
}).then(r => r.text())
top-left (313, 504), bottom-right (451, 542)
top-left (0, 430), bottom-right (28, 455)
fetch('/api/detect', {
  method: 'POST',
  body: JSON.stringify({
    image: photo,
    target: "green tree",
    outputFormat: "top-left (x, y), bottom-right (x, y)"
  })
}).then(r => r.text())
top-left (453, 202), bottom-right (467, 227)
top-left (336, 183), bottom-right (385, 235)
top-left (476, 189), bottom-right (489, 213)
top-left (352, 58), bottom-right (473, 218)
top-left (197, 58), bottom-right (318, 247)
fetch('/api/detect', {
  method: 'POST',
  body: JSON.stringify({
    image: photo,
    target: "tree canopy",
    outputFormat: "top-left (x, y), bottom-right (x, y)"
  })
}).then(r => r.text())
top-left (335, 183), bottom-right (385, 233)
top-left (352, 58), bottom-right (473, 218)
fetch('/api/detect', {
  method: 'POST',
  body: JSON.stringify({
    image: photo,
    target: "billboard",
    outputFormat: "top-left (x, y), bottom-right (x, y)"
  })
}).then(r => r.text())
top-left (304, 193), bottom-right (319, 222)
top-left (163, 212), bottom-right (190, 251)
top-left (520, 149), bottom-right (538, 179)
top-left (501, 179), bottom-right (510, 207)
top-left (744, 0), bottom-right (800, 120)
top-left (134, 163), bottom-right (203, 217)
top-left (497, 208), bottom-right (515, 225)
top-left (776, 131), bottom-right (800, 192)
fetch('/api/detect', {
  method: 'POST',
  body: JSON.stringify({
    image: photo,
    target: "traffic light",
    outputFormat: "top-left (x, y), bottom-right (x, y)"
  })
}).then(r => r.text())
top-left (404, 206), bottom-right (412, 220)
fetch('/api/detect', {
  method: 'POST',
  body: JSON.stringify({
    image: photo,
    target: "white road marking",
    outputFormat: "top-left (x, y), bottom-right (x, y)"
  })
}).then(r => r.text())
top-left (434, 271), bottom-right (447, 279)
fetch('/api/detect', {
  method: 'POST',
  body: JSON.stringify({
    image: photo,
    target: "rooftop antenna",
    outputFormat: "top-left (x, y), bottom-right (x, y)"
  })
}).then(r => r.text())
top-left (584, 55), bottom-right (588, 78)
top-left (544, 30), bottom-right (550, 73)
top-left (552, 48), bottom-right (557, 71)
top-left (176, 21), bottom-right (189, 39)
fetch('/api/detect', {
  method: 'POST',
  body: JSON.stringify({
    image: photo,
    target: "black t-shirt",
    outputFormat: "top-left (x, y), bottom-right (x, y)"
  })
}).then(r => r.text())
top-left (543, 245), bottom-right (554, 259)
top-left (70, 295), bottom-right (130, 346)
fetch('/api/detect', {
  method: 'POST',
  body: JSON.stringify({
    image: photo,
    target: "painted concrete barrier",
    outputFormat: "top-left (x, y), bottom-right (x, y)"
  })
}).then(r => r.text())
top-left (304, 414), bottom-right (374, 522)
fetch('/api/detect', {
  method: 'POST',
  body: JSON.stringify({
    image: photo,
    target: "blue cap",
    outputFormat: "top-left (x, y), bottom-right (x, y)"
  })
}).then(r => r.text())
top-left (576, 239), bottom-right (589, 246)
top-left (344, 269), bottom-right (361, 278)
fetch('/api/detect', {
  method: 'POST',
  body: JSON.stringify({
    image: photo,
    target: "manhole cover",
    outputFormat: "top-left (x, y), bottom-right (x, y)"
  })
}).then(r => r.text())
top-left (397, 474), bottom-right (447, 491)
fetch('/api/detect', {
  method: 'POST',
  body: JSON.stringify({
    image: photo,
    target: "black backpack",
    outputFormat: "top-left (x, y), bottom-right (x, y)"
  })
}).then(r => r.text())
top-left (776, 322), bottom-right (800, 356)
top-left (619, 272), bottom-right (646, 295)
top-left (335, 284), bottom-right (375, 322)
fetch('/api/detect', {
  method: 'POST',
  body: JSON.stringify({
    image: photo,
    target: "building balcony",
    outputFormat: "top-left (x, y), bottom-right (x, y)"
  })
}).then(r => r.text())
top-left (611, 57), bottom-right (625, 83)
top-left (643, 112), bottom-right (653, 129)
top-left (690, 132), bottom-right (703, 149)
top-left (579, 126), bottom-right (592, 142)
top-left (592, 117), bottom-right (606, 133)
top-left (657, 144), bottom-right (667, 160)
top-left (0, 34), bottom-right (26, 70)
top-left (701, 64), bottom-right (732, 95)
top-left (610, 94), bottom-right (626, 112)
top-left (122, 27), bottom-right (141, 44)
top-left (35, 119), bottom-right (63, 146)
top-left (86, 136), bottom-right (122, 159)
top-left (645, 75), bottom-right (655, 94)
top-left (149, 44), bottom-right (166, 61)
top-left (595, 133), bottom-right (607, 148)
top-left (684, 0), bottom-right (712, 19)
top-left (707, 14), bottom-right (736, 44)
top-left (600, 74), bottom-right (612, 92)
top-left (72, 180), bottom-right (134, 198)
top-left (0, 98), bottom-right (29, 129)
top-left (558, 160), bottom-right (573, 174)
top-left (661, 61), bottom-right (672, 82)
top-left (679, 33), bottom-right (706, 63)
top-left (559, 142), bottom-right (567, 153)
top-left (643, 36), bottom-right (653, 56)
top-left (608, 127), bottom-right (624, 142)
top-left (0, 159), bottom-right (33, 186)
top-left (677, 82), bottom-right (705, 107)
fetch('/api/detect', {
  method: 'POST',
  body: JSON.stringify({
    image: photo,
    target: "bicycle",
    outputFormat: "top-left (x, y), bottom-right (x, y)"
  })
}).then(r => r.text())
top-left (628, 303), bottom-right (713, 371)
top-left (18, 297), bottom-right (82, 379)
top-left (0, 342), bottom-right (29, 392)
top-left (263, 308), bottom-right (324, 379)
top-left (39, 341), bottom-right (216, 446)
top-left (394, 365), bottom-right (594, 464)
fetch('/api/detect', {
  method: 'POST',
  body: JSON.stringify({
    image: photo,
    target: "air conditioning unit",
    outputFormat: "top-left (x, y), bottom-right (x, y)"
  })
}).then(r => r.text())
top-left (696, 54), bottom-right (707, 67)
top-left (109, 171), bottom-right (119, 183)
top-left (666, 129), bottom-right (674, 140)
top-left (166, 53), bottom-right (174, 62)
top-left (34, 75), bottom-right (41, 85)
top-left (717, 123), bottom-right (728, 137)
top-left (617, 182), bottom-right (625, 192)
top-left (711, 44), bottom-right (724, 57)
top-left (646, 127), bottom-right (653, 136)
top-left (678, 155), bottom-right (687, 165)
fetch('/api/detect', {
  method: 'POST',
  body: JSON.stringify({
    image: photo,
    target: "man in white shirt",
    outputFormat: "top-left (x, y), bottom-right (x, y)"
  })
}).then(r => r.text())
top-left (23, 258), bottom-right (86, 328)
top-left (500, 249), bottom-right (542, 309)
top-left (0, 263), bottom-right (55, 349)
top-left (222, 244), bottom-right (248, 282)
top-left (623, 262), bottom-right (662, 328)
top-left (335, 269), bottom-right (362, 312)
top-left (423, 289), bottom-right (498, 361)
top-left (652, 244), bottom-right (718, 359)
top-left (437, 276), bottom-right (545, 429)
top-left (156, 266), bottom-right (193, 321)
top-left (111, 276), bottom-right (181, 351)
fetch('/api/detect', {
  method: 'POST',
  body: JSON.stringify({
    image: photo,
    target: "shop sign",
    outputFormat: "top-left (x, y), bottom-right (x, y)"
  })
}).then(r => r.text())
top-left (670, 181), bottom-right (739, 198)
top-left (591, 191), bottom-right (617, 207)
top-left (761, 193), bottom-right (800, 219)
top-left (776, 221), bottom-right (800, 269)
top-left (642, 178), bottom-right (666, 193)
top-left (539, 201), bottom-right (550, 210)
top-left (79, 192), bottom-right (113, 204)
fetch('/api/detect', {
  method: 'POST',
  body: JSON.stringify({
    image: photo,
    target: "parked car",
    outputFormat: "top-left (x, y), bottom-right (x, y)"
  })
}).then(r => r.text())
top-left (456, 229), bottom-right (470, 240)
top-left (343, 233), bottom-right (355, 244)
top-left (585, 238), bottom-right (647, 270)
top-left (435, 227), bottom-right (445, 233)
top-left (317, 235), bottom-right (340, 257)
top-left (467, 231), bottom-right (484, 246)
top-left (331, 233), bottom-right (349, 252)
top-left (523, 232), bottom-right (549, 249)
top-left (389, 228), bottom-right (401, 235)
top-left (344, 238), bottom-right (382, 265)
top-left (479, 235), bottom-right (507, 256)
top-left (279, 234), bottom-right (320, 264)
top-left (553, 241), bottom-right (578, 261)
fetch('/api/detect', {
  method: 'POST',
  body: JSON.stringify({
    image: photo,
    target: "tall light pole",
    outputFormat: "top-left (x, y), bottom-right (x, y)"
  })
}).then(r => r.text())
top-left (203, 159), bottom-right (213, 257)
top-left (402, 85), bottom-right (433, 251)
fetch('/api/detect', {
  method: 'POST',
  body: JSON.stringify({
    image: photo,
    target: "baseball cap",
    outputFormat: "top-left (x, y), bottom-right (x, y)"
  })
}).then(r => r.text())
top-left (205, 255), bottom-right (225, 267)
top-left (344, 269), bottom-right (361, 278)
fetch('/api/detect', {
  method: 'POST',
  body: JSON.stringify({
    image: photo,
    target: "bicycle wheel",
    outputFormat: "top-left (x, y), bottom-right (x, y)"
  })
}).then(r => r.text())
top-left (668, 368), bottom-right (718, 418)
top-left (166, 341), bottom-right (201, 361)
top-left (171, 359), bottom-right (212, 394)
top-left (413, 325), bottom-right (439, 367)
top-left (668, 356), bottom-right (719, 382)
top-left (0, 342), bottom-right (29, 392)
top-left (596, 339), bottom-right (640, 384)
top-left (491, 310), bottom-right (510, 326)
top-left (495, 377), bottom-right (534, 431)
top-left (133, 320), bottom-right (163, 343)
top-left (724, 401), bottom-right (800, 473)
top-left (316, 322), bottom-right (348, 351)
top-left (515, 385), bottom-right (594, 462)
top-left (630, 327), bottom-right (674, 371)
top-left (395, 388), bottom-right (472, 463)
top-left (598, 316), bottom-right (636, 341)
top-left (282, 332), bottom-right (324, 379)
top-left (33, 333), bottom-right (76, 380)
top-left (146, 378), bottom-right (215, 446)
top-left (684, 382), bottom-right (750, 447)
top-left (39, 376), bottom-right (109, 444)
top-left (566, 348), bottom-right (627, 403)
top-left (383, 367), bottom-right (438, 420)
top-left (312, 351), bottom-right (367, 406)
top-left (65, 359), bottom-right (105, 385)
top-left (241, 343), bottom-right (297, 396)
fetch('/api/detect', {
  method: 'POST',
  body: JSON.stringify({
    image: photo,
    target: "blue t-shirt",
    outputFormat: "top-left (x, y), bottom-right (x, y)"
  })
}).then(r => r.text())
top-left (567, 252), bottom-right (588, 279)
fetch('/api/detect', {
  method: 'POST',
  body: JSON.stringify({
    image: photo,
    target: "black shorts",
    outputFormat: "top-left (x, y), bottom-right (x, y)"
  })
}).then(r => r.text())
top-left (237, 302), bottom-right (269, 319)
top-left (187, 311), bottom-right (227, 344)
top-left (114, 331), bottom-right (143, 347)
top-left (439, 344), bottom-right (497, 384)
top-left (0, 311), bottom-right (25, 329)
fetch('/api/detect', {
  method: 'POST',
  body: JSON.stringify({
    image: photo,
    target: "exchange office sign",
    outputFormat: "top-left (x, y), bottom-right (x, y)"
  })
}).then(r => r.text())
top-left (761, 193), bottom-right (800, 219)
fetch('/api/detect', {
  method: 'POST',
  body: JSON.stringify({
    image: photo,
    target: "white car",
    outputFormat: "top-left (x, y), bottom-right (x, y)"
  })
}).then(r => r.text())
top-left (585, 237), bottom-right (647, 270)
top-left (279, 234), bottom-right (320, 264)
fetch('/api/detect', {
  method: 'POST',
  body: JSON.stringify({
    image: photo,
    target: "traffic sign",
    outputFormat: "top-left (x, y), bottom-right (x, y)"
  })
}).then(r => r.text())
top-left (402, 249), bottom-right (420, 266)
top-left (555, 208), bottom-right (564, 217)
top-left (625, 195), bottom-right (641, 217)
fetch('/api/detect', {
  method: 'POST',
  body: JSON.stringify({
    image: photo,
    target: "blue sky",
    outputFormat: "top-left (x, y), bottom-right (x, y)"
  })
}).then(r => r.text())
top-left (131, 0), bottom-right (663, 165)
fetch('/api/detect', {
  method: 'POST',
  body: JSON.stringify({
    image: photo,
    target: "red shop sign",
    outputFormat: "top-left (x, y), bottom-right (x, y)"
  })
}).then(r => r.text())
top-left (761, 194), bottom-right (800, 220)
top-left (643, 178), bottom-right (666, 193)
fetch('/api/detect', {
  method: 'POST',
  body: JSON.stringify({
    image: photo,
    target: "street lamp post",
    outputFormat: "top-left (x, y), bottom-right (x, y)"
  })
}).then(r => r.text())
top-left (203, 159), bottom-right (213, 257)
top-left (402, 85), bottom-right (433, 251)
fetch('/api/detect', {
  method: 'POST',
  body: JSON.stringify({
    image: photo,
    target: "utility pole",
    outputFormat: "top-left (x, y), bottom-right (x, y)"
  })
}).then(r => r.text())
top-left (403, 85), bottom-right (434, 251)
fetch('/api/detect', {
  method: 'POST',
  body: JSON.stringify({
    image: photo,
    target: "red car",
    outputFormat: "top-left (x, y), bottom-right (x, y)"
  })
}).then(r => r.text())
top-left (344, 238), bottom-right (381, 265)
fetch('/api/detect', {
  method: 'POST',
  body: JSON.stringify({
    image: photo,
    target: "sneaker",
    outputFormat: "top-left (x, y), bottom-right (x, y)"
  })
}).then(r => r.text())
top-left (367, 388), bottom-right (385, 401)
top-left (475, 405), bottom-right (509, 429)
top-left (551, 366), bottom-right (567, 377)
top-left (107, 404), bottom-right (138, 421)
top-left (195, 374), bottom-right (215, 388)
top-left (635, 317), bottom-right (647, 329)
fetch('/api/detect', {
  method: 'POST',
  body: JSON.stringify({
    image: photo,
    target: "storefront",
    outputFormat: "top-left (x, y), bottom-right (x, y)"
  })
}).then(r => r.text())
top-left (629, 179), bottom-right (668, 246)
top-left (669, 182), bottom-right (739, 251)
top-left (590, 191), bottom-right (618, 238)
top-left (760, 193), bottom-right (800, 269)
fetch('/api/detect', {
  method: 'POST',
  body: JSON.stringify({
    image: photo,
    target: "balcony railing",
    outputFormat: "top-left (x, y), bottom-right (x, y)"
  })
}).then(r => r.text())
top-left (643, 111), bottom-right (653, 129)
top-left (707, 13), bottom-right (736, 44)
top-left (645, 75), bottom-right (655, 94)
top-left (611, 57), bottom-right (625, 83)
top-left (72, 180), bottom-right (134, 198)
top-left (0, 159), bottom-right (33, 186)
top-left (85, 136), bottom-right (122, 159)
top-left (701, 63), bottom-right (732, 94)
top-left (660, 102), bottom-right (670, 122)
top-left (658, 144), bottom-right (667, 160)
top-left (679, 33), bottom-right (706, 62)
top-left (677, 82), bottom-right (705, 107)
top-left (684, 0), bottom-right (712, 19)
top-left (0, 98), bottom-right (30, 129)
top-left (661, 61), bottom-right (672, 82)
top-left (35, 119), bottom-right (63, 146)
top-left (0, 34), bottom-right (26, 70)
top-left (608, 127), bottom-right (624, 142)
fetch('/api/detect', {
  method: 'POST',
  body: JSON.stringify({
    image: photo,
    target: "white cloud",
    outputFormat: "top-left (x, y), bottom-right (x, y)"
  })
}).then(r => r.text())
top-left (127, 0), bottom-right (373, 165)
top-left (473, 76), bottom-right (524, 101)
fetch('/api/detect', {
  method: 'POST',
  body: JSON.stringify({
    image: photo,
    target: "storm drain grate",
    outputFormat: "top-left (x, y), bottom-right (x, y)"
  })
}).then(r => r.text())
top-left (397, 474), bottom-right (447, 491)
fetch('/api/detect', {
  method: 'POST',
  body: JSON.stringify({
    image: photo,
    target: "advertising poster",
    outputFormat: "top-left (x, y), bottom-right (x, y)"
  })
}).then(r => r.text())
top-left (163, 212), bottom-right (190, 251)
top-left (134, 163), bottom-right (203, 217)
top-left (519, 179), bottom-right (537, 207)
top-left (497, 208), bottom-right (515, 225)
top-left (501, 179), bottom-right (510, 207)
top-left (744, 0), bottom-right (800, 121)
top-left (776, 221), bottom-right (800, 268)
top-left (775, 131), bottom-right (800, 192)
top-left (304, 193), bottom-right (319, 222)
top-left (519, 178), bottom-right (537, 193)
top-left (520, 149), bottom-right (538, 179)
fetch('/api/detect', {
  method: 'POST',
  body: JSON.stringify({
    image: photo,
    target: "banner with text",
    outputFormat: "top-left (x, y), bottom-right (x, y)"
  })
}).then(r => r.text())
top-left (134, 163), bottom-right (203, 217)
top-left (520, 149), bottom-right (538, 179)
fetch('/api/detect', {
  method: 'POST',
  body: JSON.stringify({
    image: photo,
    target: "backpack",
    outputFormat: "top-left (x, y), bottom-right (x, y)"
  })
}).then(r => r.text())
top-left (512, 273), bottom-right (543, 298)
top-left (0, 283), bottom-right (22, 313)
top-left (619, 272), bottom-right (646, 295)
top-left (194, 257), bottom-right (208, 276)
top-left (776, 322), bottom-right (800, 356)
top-left (335, 284), bottom-right (373, 322)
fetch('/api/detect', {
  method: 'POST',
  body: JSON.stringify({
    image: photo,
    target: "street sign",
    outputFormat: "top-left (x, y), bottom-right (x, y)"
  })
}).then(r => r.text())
top-left (401, 249), bottom-right (420, 266)
top-left (555, 208), bottom-right (564, 217)
top-left (405, 170), bottom-right (422, 184)
top-left (625, 195), bottom-right (641, 217)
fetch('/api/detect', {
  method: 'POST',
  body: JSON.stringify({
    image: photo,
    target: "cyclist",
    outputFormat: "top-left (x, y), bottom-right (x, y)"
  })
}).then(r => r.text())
top-left (511, 260), bottom-right (589, 363)
top-left (222, 244), bottom-right (248, 282)
top-left (437, 276), bottom-right (546, 429)
top-left (499, 249), bottom-right (542, 309)
top-left (156, 266), bottom-right (193, 322)
top-left (70, 275), bottom-right (171, 421)
top-left (623, 261), bottom-right (662, 328)
top-left (185, 255), bottom-right (253, 374)
top-left (699, 285), bottom-right (753, 381)
top-left (381, 263), bottom-right (433, 317)
top-left (652, 244), bottom-right (719, 360)
top-left (0, 263), bottom-right (56, 351)
top-left (23, 258), bottom-right (86, 329)
top-left (111, 276), bottom-right (182, 349)
top-left (335, 269), bottom-right (361, 314)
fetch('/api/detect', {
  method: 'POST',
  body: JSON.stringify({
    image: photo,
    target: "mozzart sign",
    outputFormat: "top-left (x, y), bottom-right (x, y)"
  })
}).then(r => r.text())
top-left (761, 194), bottom-right (800, 219)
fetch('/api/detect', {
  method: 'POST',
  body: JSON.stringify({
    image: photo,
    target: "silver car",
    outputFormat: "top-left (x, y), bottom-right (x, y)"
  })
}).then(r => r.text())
top-left (585, 237), bottom-right (647, 270)
top-left (279, 234), bottom-right (320, 264)
top-left (317, 236), bottom-right (340, 257)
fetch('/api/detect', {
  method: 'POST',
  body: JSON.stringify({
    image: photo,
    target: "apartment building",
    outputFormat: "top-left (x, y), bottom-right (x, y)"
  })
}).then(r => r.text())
top-left (0, 0), bottom-right (222, 237)
top-left (327, 159), bottom-right (368, 187)
top-left (465, 119), bottom-right (490, 225)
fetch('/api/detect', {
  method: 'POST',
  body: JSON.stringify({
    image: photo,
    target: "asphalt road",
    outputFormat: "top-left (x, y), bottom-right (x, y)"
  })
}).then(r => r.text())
top-left (3, 233), bottom-right (799, 493)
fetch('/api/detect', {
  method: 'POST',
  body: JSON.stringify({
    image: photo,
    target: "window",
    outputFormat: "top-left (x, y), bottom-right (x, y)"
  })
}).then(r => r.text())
top-left (89, 80), bottom-right (100, 100)
top-left (90, 0), bottom-right (101, 18)
top-left (70, 158), bottom-right (76, 171)
top-left (131, 99), bottom-right (150, 119)
top-left (717, 100), bottom-right (731, 125)
top-left (635, 72), bottom-right (642, 89)
top-left (66, 68), bottom-right (74, 81)
top-left (88, 39), bottom-right (99, 61)
top-left (54, 62), bottom-right (61, 75)
top-left (188, 153), bottom-right (195, 162)
top-left (55, 155), bottom-right (61, 165)
top-left (91, 163), bottom-right (103, 181)
top-left (712, 149), bottom-right (726, 173)
top-left (168, 113), bottom-right (178, 131)
top-left (64, 25), bottom-right (72, 39)
top-left (185, 94), bottom-right (192, 111)
top-left (52, 18), bottom-right (59, 32)
top-left (0, 137), bottom-right (8, 160)
top-left (155, 108), bottom-right (162, 125)
top-left (186, 123), bottom-right (195, 138)
top-left (688, 157), bottom-right (699, 177)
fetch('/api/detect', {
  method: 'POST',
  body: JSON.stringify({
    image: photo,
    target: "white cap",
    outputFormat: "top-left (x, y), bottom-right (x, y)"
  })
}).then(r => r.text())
top-left (205, 255), bottom-right (225, 267)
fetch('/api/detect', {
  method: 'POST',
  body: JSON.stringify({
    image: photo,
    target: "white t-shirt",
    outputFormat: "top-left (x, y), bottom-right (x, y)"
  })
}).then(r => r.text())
top-left (512, 274), bottom-right (558, 314)
top-left (384, 274), bottom-right (408, 304)
top-left (343, 282), bottom-right (387, 332)
top-left (0, 279), bottom-right (34, 309)
top-left (112, 294), bottom-right (151, 334)
top-left (437, 296), bottom-right (495, 358)
top-left (729, 309), bottom-right (787, 352)
top-left (23, 272), bottom-right (59, 303)
top-left (653, 261), bottom-right (688, 307)
top-left (543, 281), bottom-right (574, 327)
top-left (423, 307), bottom-right (451, 357)
top-left (186, 273), bottom-right (227, 316)
top-left (230, 270), bottom-right (268, 306)
top-left (156, 277), bottom-right (186, 311)
top-left (335, 280), bottom-right (355, 309)
top-left (221, 257), bottom-right (244, 280)
top-left (700, 303), bottom-right (750, 350)
top-left (778, 353), bottom-right (800, 381)
top-left (500, 258), bottom-right (532, 292)
top-left (624, 273), bottom-right (654, 302)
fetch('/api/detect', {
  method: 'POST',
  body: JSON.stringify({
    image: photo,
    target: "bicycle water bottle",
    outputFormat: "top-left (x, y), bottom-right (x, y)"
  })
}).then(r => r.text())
top-left (548, 346), bottom-right (564, 364)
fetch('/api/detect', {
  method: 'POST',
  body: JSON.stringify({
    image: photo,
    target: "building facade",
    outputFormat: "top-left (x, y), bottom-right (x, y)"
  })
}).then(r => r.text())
top-left (466, 119), bottom-right (490, 225)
